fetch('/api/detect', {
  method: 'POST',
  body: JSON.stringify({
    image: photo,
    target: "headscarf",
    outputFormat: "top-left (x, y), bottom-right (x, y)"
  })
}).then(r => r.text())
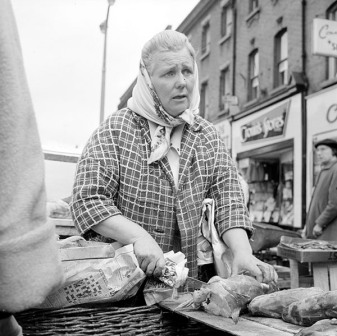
top-left (127, 59), bottom-right (200, 164)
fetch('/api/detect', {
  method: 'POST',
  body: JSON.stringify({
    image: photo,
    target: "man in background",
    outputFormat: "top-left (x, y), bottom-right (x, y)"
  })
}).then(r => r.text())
top-left (303, 139), bottom-right (337, 241)
top-left (0, 0), bottom-right (64, 334)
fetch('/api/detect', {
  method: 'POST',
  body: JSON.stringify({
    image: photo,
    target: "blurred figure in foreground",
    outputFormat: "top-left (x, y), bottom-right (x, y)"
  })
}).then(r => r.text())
top-left (303, 139), bottom-right (337, 240)
top-left (0, 0), bottom-right (64, 335)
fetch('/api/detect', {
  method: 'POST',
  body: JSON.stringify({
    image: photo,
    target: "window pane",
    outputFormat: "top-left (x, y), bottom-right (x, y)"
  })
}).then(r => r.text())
top-left (249, 51), bottom-right (259, 100)
top-left (221, 7), bottom-right (227, 36)
top-left (280, 32), bottom-right (288, 60)
top-left (202, 23), bottom-right (210, 54)
top-left (250, 0), bottom-right (259, 12)
top-left (219, 68), bottom-right (230, 110)
top-left (200, 82), bottom-right (209, 117)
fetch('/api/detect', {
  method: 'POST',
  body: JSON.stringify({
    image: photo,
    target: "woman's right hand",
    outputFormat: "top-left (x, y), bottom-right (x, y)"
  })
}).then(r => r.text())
top-left (133, 235), bottom-right (166, 278)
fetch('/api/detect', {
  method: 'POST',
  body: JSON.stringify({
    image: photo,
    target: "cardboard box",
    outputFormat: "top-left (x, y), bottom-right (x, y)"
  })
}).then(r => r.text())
top-left (277, 236), bottom-right (337, 263)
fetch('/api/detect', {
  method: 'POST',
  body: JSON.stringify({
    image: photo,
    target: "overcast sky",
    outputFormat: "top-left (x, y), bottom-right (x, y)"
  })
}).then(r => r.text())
top-left (11, 0), bottom-right (199, 154)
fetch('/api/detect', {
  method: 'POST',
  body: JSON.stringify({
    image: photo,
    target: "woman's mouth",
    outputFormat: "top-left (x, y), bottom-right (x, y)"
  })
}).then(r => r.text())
top-left (173, 95), bottom-right (187, 101)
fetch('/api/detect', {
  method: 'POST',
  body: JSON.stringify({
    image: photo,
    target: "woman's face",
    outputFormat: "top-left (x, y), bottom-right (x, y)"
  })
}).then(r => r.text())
top-left (149, 47), bottom-right (195, 117)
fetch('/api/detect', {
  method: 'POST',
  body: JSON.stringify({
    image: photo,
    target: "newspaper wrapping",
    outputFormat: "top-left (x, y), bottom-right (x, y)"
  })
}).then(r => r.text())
top-left (37, 238), bottom-right (146, 309)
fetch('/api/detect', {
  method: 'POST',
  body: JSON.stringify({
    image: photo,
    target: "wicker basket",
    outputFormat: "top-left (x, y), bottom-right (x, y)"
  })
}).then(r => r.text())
top-left (15, 301), bottom-right (226, 335)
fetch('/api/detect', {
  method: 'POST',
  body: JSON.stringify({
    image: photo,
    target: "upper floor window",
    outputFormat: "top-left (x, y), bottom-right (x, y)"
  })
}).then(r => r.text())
top-left (275, 29), bottom-right (288, 87)
top-left (201, 21), bottom-right (211, 55)
top-left (200, 81), bottom-right (209, 119)
top-left (221, 5), bottom-right (232, 37)
top-left (249, 0), bottom-right (259, 13)
top-left (219, 67), bottom-right (230, 111)
top-left (327, 4), bottom-right (337, 79)
top-left (248, 49), bottom-right (259, 100)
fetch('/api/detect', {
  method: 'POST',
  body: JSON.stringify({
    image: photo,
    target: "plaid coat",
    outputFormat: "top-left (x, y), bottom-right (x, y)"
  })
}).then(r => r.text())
top-left (71, 108), bottom-right (253, 278)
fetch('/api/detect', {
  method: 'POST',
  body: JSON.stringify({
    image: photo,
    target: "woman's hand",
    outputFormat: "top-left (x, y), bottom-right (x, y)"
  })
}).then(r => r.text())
top-left (93, 215), bottom-right (166, 277)
top-left (133, 235), bottom-right (166, 278)
top-left (231, 250), bottom-right (278, 284)
top-left (222, 228), bottom-right (278, 284)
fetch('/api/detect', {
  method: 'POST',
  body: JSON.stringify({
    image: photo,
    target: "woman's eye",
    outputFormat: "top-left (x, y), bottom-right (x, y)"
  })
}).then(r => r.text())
top-left (165, 71), bottom-right (175, 77)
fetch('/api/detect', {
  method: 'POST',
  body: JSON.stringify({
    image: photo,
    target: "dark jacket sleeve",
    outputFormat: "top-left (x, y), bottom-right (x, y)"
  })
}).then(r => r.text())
top-left (315, 165), bottom-right (337, 228)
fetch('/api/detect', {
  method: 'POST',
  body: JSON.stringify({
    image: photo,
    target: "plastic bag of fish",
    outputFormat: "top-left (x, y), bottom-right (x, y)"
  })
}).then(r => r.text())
top-left (176, 274), bottom-right (276, 323)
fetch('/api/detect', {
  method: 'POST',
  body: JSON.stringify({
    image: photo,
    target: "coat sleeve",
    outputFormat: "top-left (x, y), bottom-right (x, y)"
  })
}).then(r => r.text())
top-left (315, 166), bottom-right (337, 229)
top-left (0, 0), bottom-right (64, 313)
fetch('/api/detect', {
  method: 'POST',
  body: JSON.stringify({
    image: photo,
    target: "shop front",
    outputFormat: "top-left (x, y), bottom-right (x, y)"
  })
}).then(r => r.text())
top-left (306, 84), bottom-right (337, 209)
top-left (231, 93), bottom-right (303, 230)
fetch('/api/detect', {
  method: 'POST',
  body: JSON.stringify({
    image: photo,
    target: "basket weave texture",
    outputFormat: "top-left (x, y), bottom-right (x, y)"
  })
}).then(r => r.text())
top-left (15, 302), bottom-right (226, 335)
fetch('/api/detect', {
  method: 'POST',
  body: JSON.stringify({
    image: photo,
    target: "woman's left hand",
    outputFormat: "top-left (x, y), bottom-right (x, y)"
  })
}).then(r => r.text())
top-left (231, 250), bottom-right (278, 284)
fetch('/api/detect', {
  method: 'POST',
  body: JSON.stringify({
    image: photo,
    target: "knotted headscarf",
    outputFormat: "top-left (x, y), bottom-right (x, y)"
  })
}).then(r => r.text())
top-left (127, 59), bottom-right (200, 164)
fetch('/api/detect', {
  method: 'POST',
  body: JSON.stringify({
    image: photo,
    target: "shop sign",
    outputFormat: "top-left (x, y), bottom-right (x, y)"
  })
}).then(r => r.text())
top-left (240, 101), bottom-right (289, 143)
top-left (312, 18), bottom-right (337, 57)
top-left (327, 103), bottom-right (337, 123)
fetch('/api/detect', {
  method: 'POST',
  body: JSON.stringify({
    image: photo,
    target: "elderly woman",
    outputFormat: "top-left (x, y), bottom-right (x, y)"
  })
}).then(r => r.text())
top-left (71, 30), bottom-right (277, 284)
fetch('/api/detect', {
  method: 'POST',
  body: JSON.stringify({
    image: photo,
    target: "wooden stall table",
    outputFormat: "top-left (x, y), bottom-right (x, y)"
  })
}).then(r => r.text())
top-left (277, 236), bottom-right (337, 290)
top-left (159, 293), bottom-right (303, 336)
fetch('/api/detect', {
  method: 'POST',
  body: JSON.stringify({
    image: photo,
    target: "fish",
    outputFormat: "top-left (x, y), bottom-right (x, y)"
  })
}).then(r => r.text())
top-left (248, 287), bottom-right (325, 319)
top-left (176, 274), bottom-right (274, 324)
top-left (282, 290), bottom-right (337, 326)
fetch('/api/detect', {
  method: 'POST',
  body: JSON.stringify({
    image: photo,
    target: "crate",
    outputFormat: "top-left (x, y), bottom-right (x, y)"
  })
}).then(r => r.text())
top-left (277, 236), bottom-right (337, 263)
top-left (277, 237), bottom-right (337, 290)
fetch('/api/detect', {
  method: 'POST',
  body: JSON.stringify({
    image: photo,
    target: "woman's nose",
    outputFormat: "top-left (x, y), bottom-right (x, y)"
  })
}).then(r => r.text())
top-left (176, 73), bottom-right (186, 87)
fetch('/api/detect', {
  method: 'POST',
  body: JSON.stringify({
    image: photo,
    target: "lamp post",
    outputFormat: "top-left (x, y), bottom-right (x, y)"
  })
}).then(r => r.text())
top-left (99, 0), bottom-right (115, 124)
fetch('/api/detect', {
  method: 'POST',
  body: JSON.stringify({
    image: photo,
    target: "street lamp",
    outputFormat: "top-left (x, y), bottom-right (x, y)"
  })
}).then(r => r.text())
top-left (99, 0), bottom-right (116, 124)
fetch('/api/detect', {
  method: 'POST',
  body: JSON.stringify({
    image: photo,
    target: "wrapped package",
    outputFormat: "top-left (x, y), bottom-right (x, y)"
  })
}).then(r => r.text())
top-left (282, 290), bottom-right (337, 326)
top-left (248, 287), bottom-right (325, 318)
top-left (177, 274), bottom-right (274, 324)
top-left (37, 238), bottom-right (146, 308)
top-left (143, 251), bottom-right (189, 305)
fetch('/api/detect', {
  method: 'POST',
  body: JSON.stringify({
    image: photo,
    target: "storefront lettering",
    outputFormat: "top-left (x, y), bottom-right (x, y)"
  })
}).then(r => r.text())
top-left (319, 25), bottom-right (337, 50)
top-left (327, 104), bottom-right (337, 123)
top-left (241, 116), bottom-right (284, 142)
top-left (240, 101), bottom-right (289, 143)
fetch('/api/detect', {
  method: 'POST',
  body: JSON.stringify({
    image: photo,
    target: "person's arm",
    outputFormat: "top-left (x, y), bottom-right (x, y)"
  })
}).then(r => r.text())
top-left (209, 136), bottom-right (277, 283)
top-left (93, 215), bottom-right (165, 277)
top-left (222, 228), bottom-right (277, 283)
top-left (0, 0), bottom-right (64, 314)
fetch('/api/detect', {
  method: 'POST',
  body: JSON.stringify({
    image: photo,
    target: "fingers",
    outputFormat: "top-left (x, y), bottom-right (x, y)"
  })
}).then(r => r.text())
top-left (257, 263), bottom-right (278, 284)
top-left (138, 255), bottom-right (165, 277)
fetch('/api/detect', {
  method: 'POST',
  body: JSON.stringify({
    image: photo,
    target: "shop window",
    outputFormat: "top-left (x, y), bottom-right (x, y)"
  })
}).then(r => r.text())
top-left (221, 4), bottom-right (232, 38)
top-left (327, 4), bottom-right (337, 80)
top-left (201, 21), bottom-right (211, 56)
top-left (248, 49), bottom-right (259, 101)
top-left (274, 29), bottom-right (288, 87)
top-left (219, 67), bottom-right (230, 112)
top-left (249, 0), bottom-right (259, 13)
top-left (200, 81), bottom-right (209, 119)
top-left (238, 152), bottom-right (294, 227)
